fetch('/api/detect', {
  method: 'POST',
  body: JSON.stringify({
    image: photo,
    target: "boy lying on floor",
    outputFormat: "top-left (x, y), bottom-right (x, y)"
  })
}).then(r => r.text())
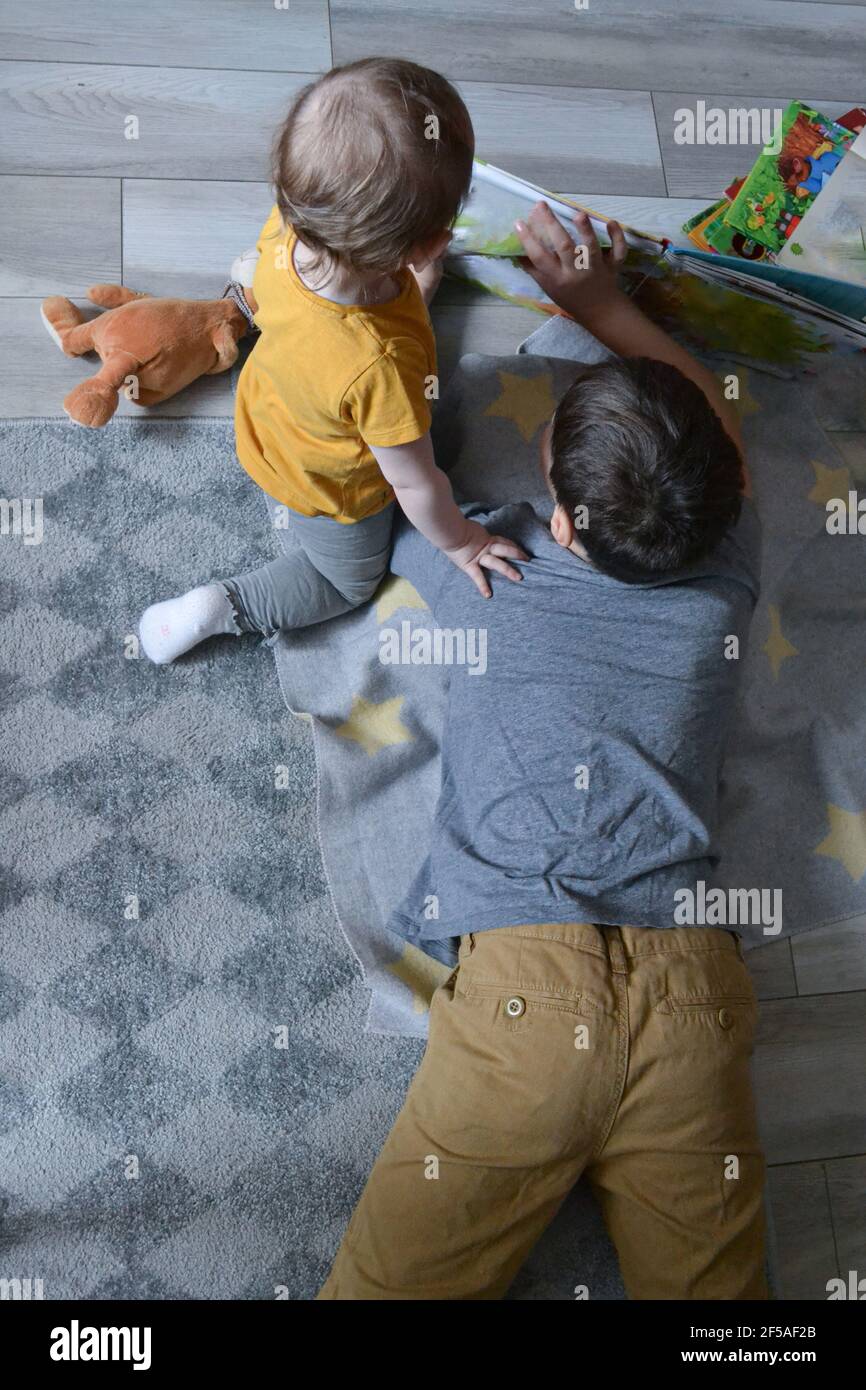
top-left (318, 204), bottom-right (766, 1301)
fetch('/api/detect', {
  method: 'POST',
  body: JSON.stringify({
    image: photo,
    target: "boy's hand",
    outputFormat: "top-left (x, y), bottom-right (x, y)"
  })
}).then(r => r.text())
top-left (518, 203), bottom-right (746, 470)
top-left (515, 202), bottom-right (627, 323)
top-left (444, 520), bottom-right (528, 598)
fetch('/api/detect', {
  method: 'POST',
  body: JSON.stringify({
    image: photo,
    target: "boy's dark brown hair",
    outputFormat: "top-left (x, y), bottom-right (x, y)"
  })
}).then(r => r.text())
top-left (551, 358), bottom-right (743, 584)
top-left (271, 57), bottom-right (474, 278)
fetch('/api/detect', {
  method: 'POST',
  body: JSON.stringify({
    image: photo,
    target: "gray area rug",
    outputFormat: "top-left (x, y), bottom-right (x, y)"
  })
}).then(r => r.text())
top-left (0, 417), bottom-right (624, 1299)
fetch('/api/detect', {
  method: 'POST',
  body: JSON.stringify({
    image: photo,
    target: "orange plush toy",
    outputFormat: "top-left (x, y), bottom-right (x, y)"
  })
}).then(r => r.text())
top-left (41, 285), bottom-right (255, 428)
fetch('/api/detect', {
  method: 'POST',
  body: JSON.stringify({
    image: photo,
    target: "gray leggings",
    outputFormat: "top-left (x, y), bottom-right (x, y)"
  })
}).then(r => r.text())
top-left (223, 503), bottom-right (395, 636)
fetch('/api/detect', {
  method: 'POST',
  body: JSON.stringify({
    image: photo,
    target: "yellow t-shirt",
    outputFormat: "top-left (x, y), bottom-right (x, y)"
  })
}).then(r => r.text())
top-left (234, 207), bottom-right (437, 524)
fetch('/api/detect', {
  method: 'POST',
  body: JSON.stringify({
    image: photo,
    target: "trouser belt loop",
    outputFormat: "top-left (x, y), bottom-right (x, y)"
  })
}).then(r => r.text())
top-left (605, 925), bottom-right (629, 976)
top-left (457, 933), bottom-right (475, 965)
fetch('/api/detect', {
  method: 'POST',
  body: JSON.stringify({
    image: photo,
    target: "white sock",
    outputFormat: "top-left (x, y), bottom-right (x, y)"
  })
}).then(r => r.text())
top-left (230, 248), bottom-right (259, 288)
top-left (139, 583), bottom-right (241, 665)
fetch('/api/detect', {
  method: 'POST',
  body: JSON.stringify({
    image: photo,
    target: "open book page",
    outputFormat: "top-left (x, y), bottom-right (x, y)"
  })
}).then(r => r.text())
top-left (670, 254), bottom-right (866, 343)
top-left (446, 155), bottom-right (866, 361)
top-left (446, 252), bottom-right (565, 313)
top-left (451, 159), bottom-right (663, 257)
top-left (777, 128), bottom-right (866, 286)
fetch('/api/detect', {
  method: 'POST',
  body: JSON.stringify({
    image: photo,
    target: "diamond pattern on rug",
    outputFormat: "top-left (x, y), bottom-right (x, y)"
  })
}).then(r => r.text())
top-left (0, 420), bottom-right (434, 1299)
top-left (0, 417), bottom-right (626, 1300)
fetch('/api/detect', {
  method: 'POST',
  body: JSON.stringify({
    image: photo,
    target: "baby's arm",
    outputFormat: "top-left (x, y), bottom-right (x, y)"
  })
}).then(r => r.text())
top-left (516, 204), bottom-right (746, 467)
top-left (369, 434), bottom-right (527, 598)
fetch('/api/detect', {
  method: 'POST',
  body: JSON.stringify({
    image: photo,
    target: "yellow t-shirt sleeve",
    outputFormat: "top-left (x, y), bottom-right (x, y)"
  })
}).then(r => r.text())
top-left (344, 339), bottom-right (433, 448)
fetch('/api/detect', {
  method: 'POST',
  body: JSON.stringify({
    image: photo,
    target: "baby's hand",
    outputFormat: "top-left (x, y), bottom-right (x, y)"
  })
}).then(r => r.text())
top-left (515, 202), bottom-right (627, 324)
top-left (444, 520), bottom-right (528, 598)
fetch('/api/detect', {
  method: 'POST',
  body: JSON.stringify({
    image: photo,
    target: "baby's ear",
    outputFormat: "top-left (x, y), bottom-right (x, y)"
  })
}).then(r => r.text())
top-left (431, 228), bottom-right (453, 259)
top-left (409, 229), bottom-right (452, 267)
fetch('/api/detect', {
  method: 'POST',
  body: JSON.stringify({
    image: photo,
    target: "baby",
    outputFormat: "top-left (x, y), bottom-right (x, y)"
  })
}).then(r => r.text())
top-left (139, 58), bottom-right (525, 665)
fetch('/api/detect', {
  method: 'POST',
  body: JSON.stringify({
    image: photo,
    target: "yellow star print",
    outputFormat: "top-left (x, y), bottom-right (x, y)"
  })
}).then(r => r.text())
top-left (808, 458), bottom-right (850, 508)
top-left (815, 803), bottom-right (866, 882)
top-left (385, 943), bottom-right (453, 1014)
top-left (763, 604), bottom-right (798, 679)
top-left (334, 694), bottom-right (414, 757)
top-left (484, 371), bottom-right (556, 442)
top-left (375, 575), bottom-right (428, 624)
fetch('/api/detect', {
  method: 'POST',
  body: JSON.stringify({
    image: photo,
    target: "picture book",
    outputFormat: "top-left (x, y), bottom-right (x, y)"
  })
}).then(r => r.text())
top-left (838, 106), bottom-right (866, 135)
top-left (684, 197), bottom-right (771, 261)
top-left (661, 245), bottom-right (866, 353)
top-left (682, 198), bottom-right (729, 253)
top-left (702, 204), bottom-right (772, 261)
top-left (724, 101), bottom-right (856, 255)
top-left (451, 159), bottom-right (663, 260)
top-left (447, 156), bottom-right (866, 364)
top-left (447, 160), bottom-right (665, 316)
top-left (777, 127), bottom-right (866, 287)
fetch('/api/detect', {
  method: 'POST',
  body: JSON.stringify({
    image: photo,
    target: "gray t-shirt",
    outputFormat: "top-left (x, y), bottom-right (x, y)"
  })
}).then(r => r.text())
top-left (387, 499), bottom-right (762, 965)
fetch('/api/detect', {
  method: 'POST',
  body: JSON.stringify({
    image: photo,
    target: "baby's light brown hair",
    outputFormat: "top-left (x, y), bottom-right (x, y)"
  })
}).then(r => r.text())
top-left (271, 57), bottom-right (474, 278)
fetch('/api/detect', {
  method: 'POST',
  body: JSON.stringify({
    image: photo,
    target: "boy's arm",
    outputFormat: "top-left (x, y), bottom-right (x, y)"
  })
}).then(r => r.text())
top-left (369, 433), bottom-right (527, 598)
top-left (515, 204), bottom-right (746, 466)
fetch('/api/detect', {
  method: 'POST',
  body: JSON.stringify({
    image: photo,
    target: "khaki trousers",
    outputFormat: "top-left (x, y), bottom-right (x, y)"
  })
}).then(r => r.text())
top-left (319, 923), bottom-right (768, 1300)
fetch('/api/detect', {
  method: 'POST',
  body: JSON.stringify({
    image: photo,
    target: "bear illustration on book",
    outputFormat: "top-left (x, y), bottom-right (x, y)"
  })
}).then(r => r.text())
top-left (777, 110), bottom-right (845, 199)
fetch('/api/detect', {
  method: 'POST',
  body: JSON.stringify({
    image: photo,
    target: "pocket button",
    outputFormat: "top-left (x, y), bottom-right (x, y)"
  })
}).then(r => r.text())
top-left (505, 996), bottom-right (526, 1018)
top-left (718, 1007), bottom-right (734, 1029)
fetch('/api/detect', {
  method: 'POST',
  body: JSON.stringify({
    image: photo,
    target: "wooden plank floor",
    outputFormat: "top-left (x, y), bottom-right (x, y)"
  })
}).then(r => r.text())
top-left (1, 0), bottom-right (864, 1300)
